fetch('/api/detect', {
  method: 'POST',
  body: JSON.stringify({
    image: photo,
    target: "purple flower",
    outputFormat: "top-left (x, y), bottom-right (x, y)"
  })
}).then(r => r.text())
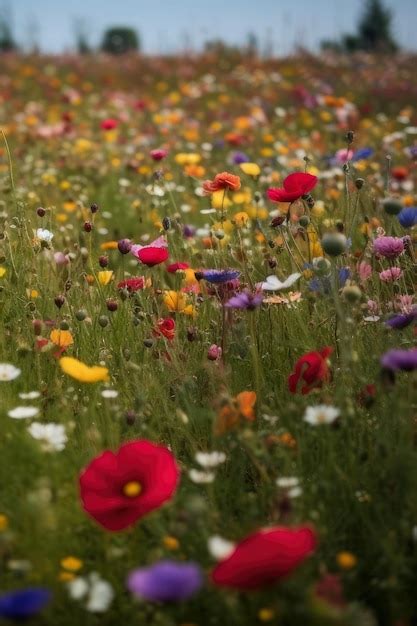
top-left (385, 310), bottom-right (417, 330)
top-left (0, 588), bottom-right (51, 619)
top-left (118, 239), bottom-right (132, 254)
top-left (232, 151), bottom-right (250, 164)
top-left (199, 269), bottom-right (240, 284)
top-left (225, 291), bottom-right (263, 310)
top-left (380, 348), bottom-right (417, 371)
top-left (183, 225), bottom-right (196, 239)
top-left (373, 236), bottom-right (404, 259)
top-left (127, 560), bottom-right (203, 602)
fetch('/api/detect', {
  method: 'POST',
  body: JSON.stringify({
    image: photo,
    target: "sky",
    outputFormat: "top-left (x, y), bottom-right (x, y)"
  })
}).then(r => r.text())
top-left (4, 0), bottom-right (417, 55)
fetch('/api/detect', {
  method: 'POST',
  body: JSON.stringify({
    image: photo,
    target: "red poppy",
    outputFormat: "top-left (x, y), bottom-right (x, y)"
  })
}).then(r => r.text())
top-left (211, 526), bottom-right (316, 590)
top-left (167, 262), bottom-right (190, 273)
top-left (117, 277), bottom-right (146, 292)
top-left (79, 440), bottom-right (180, 532)
top-left (391, 166), bottom-right (408, 181)
top-left (267, 172), bottom-right (318, 203)
top-left (100, 118), bottom-right (118, 131)
top-left (131, 236), bottom-right (169, 267)
top-left (202, 172), bottom-right (241, 195)
top-left (288, 346), bottom-right (333, 394)
top-left (153, 317), bottom-right (175, 341)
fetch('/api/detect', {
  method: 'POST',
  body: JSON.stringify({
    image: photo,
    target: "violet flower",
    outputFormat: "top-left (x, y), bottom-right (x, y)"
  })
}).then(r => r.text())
top-left (0, 588), bottom-right (51, 619)
top-left (225, 291), bottom-right (263, 310)
top-left (380, 348), bottom-right (417, 371)
top-left (373, 236), bottom-right (404, 259)
top-left (385, 310), bottom-right (417, 330)
top-left (127, 560), bottom-right (203, 602)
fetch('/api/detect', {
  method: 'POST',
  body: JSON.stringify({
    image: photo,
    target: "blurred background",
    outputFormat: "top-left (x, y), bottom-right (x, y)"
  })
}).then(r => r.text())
top-left (0, 0), bottom-right (416, 57)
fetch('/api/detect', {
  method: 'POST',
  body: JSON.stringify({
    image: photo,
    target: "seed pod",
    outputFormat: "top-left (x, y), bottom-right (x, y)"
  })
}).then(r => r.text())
top-left (60, 320), bottom-right (70, 331)
top-left (90, 203), bottom-right (99, 214)
top-left (54, 294), bottom-right (65, 308)
top-left (99, 255), bottom-right (108, 268)
top-left (75, 309), bottom-right (87, 321)
top-left (98, 315), bottom-right (109, 328)
top-left (321, 233), bottom-right (347, 257)
top-left (37, 207), bottom-right (46, 217)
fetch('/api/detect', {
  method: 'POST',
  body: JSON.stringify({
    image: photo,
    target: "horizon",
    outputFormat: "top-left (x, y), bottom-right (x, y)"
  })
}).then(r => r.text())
top-left (2, 0), bottom-right (417, 55)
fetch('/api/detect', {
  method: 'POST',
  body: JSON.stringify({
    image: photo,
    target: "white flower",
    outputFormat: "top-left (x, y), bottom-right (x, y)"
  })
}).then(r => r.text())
top-left (27, 422), bottom-right (67, 451)
top-left (195, 451), bottom-right (226, 468)
top-left (188, 469), bottom-right (215, 484)
top-left (288, 486), bottom-right (303, 498)
top-left (276, 476), bottom-right (299, 489)
top-left (303, 404), bottom-right (340, 426)
top-left (207, 535), bottom-right (236, 560)
top-left (101, 389), bottom-right (118, 399)
top-left (0, 363), bottom-right (21, 381)
top-left (259, 273), bottom-right (301, 291)
top-left (8, 406), bottom-right (39, 419)
top-left (68, 573), bottom-right (114, 613)
top-left (36, 228), bottom-right (54, 242)
top-left (19, 391), bottom-right (41, 400)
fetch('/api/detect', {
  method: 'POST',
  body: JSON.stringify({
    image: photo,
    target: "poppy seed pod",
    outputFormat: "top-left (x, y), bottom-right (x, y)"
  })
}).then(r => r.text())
top-left (75, 309), bottom-right (87, 321)
top-left (321, 233), bottom-right (347, 257)
top-left (355, 178), bottom-right (364, 190)
top-left (299, 215), bottom-right (310, 228)
top-left (59, 320), bottom-right (70, 331)
top-left (382, 198), bottom-right (403, 216)
top-left (98, 315), bottom-right (109, 328)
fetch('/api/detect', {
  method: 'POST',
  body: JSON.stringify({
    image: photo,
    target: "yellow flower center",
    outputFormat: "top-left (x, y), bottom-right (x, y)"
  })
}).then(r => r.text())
top-left (123, 481), bottom-right (142, 498)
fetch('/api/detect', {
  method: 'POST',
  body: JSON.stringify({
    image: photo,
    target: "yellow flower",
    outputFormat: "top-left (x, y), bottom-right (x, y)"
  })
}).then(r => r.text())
top-left (0, 267), bottom-right (6, 278)
top-left (26, 289), bottom-right (39, 299)
top-left (233, 211), bottom-right (250, 227)
top-left (211, 191), bottom-right (232, 210)
top-left (163, 536), bottom-right (179, 550)
top-left (258, 608), bottom-right (275, 622)
top-left (239, 162), bottom-right (260, 177)
top-left (98, 271), bottom-right (113, 286)
top-left (50, 329), bottom-right (74, 348)
top-left (337, 551), bottom-right (357, 570)
top-left (0, 514), bottom-right (8, 531)
top-left (58, 572), bottom-right (76, 582)
top-left (60, 556), bottom-right (83, 572)
top-left (59, 357), bottom-right (109, 383)
top-left (174, 153), bottom-right (201, 166)
top-left (163, 291), bottom-right (195, 316)
top-left (100, 241), bottom-right (118, 251)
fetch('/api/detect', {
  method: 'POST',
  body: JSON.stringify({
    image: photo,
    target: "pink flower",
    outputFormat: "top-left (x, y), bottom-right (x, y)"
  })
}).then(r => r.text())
top-left (207, 344), bottom-right (222, 361)
top-left (357, 262), bottom-right (372, 282)
top-left (334, 148), bottom-right (354, 164)
top-left (395, 294), bottom-right (414, 314)
top-left (367, 299), bottom-right (379, 314)
top-left (379, 267), bottom-right (403, 282)
top-left (150, 149), bottom-right (168, 161)
top-left (373, 236), bottom-right (404, 259)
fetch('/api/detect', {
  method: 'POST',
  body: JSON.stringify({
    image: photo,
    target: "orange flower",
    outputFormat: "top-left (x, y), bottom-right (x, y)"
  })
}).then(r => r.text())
top-left (215, 391), bottom-right (256, 436)
top-left (50, 329), bottom-right (74, 348)
top-left (203, 172), bottom-right (241, 195)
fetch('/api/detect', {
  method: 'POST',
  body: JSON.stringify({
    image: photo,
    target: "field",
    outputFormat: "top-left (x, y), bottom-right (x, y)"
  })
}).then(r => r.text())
top-left (0, 50), bottom-right (416, 625)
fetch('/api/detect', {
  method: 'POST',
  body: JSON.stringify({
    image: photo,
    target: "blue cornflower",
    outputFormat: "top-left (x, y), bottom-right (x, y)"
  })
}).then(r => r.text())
top-left (127, 560), bottom-right (203, 602)
top-left (0, 588), bottom-right (51, 619)
top-left (200, 269), bottom-right (240, 284)
top-left (397, 206), bottom-right (417, 228)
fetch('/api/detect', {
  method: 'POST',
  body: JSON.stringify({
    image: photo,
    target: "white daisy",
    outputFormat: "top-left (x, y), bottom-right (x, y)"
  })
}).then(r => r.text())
top-left (68, 572), bottom-right (114, 613)
top-left (36, 228), bottom-right (54, 242)
top-left (19, 391), bottom-right (41, 400)
top-left (101, 389), bottom-right (118, 399)
top-left (8, 406), bottom-right (39, 419)
top-left (303, 404), bottom-right (340, 426)
top-left (276, 476), bottom-right (299, 489)
top-left (27, 422), bottom-right (67, 451)
top-left (195, 451), bottom-right (226, 468)
top-left (188, 469), bottom-right (215, 484)
top-left (259, 273), bottom-right (301, 291)
top-left (0, 363), bottom-right (21, 381)
top-left (207, 535), bottom-right (235, 560)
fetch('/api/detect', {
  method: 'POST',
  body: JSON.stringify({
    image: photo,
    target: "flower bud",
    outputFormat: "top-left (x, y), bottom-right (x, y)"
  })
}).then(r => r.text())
top-left (321, 233), bottom-right (347, 257)
top-left (84, 221), bottom-right (93, 233)
top-left (207, 344), bottom-right (222, 361)
top-left (54, 294), bottom-right (65, 308)
top-left (382, 197), bottom-right (402, 216)
top-left (98, 315), bottom-right (109, 328)
top-left (99, 255), bottom-right (108, 268)
top-left (37, 207), bottom-right (46, 217)
top-left (106, 299), bottom-right (118, 312)
top-left (59, 320), bottom-right (70, 331)
top-left (342, 285), bottom-right (362, 303)
top-left (90, 203), bottom-right (99, 214)
top-left (117, 239), bottom-right (132, 254)
top-left (75, 309), bottom-right (87, 321)
top-left (355, 178), bottom-right (364, 190)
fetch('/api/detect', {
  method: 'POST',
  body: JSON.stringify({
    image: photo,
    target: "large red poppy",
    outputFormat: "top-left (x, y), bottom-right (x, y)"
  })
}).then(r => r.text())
top-left (288, 347), bottom-right (333, 394)
top-left (267, 172), bottom-right (318, 203)
top-left (79, 440), bottom-right (180, 532)
top-left (211, 526), bottom-right (317, 590)
top-left (100, 118), bottom-right (118, 131)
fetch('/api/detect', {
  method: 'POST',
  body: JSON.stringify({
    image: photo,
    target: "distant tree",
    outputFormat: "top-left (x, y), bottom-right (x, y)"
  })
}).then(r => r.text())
top-left (320, 0), bottom-right (398, 54)
top-left (246, 31), bottom-right (259, 57)
top-left (74, 18), bottom-right (91, 54)
top-left (0, 2), bottom-right (16, 52)
top-left (100, 26), bottom-right (140, 55)
top-left (357, 0), bottom-right (398, 52)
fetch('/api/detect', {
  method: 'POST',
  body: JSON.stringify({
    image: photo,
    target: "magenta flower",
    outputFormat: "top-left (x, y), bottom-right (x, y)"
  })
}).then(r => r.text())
top-left (373, 236), bottom-right (404, 259)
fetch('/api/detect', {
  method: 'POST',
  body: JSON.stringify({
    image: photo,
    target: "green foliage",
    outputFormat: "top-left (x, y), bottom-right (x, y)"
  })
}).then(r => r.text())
top-left (100, 26), bottom-right (140, 55)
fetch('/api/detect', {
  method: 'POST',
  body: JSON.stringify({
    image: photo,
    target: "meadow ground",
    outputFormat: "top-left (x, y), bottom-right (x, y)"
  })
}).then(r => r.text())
top-left (0, 51), bottom-right (416, 625)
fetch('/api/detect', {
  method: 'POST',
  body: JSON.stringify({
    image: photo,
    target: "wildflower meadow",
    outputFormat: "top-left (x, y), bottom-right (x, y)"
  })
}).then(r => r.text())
top-left (0, 42), bottom-right (417, 626)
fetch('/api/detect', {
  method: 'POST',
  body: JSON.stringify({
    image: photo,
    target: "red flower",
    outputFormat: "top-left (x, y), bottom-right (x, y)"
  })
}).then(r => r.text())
top-left (79, 440), bottom-right (180, 532)
top-left (314, 574), bottom-right (346, 608)
top-left (117, 277), bottom-right (146, 292)
top-left (100, 118), bottom-right (118, 131)
top-left (131, 236), bottom-right (169, 267)
top-left (167, 262), bottom-right (190, 273)
top-left (391, 166), bottom-right (408, 181)
top-left (211, 526), bottom-right (317, 590)
top-left (288, 347), bottom-right (333, 394)
top-left (202, 172), bottom-right (241, 195)
top-left (150, 149), bottom-right (168, 161)
top-left (153, 317), bottom-right (175, 341)
top-left (267, 172), bottom-right (318, 203)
